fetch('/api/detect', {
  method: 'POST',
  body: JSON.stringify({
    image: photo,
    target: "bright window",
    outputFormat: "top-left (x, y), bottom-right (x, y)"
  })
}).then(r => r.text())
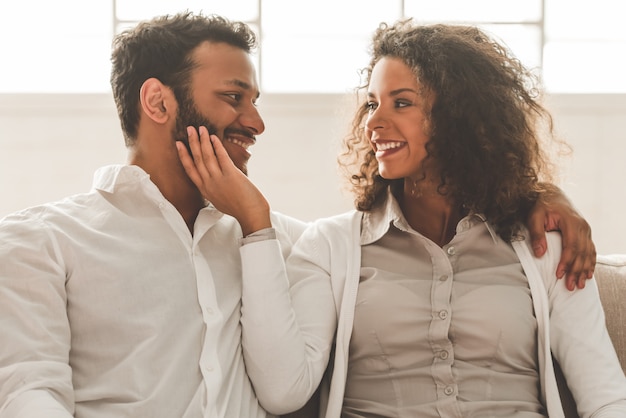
top-left (0, 0), bottom-right (112, 93)
top-left (0, 0), bottom-right (624, 93)
top-left (543, 0), bottom-right (626, 93)
top-left (115, 0), bottom-right (258, 22)
top-left (403, 0), bottom-right (543, 71)
top-left (261, 0), bottom-right (401, 93)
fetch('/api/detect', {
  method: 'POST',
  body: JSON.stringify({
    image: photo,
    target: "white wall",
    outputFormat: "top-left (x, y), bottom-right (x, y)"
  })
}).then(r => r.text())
top-left (0, 93), bottom-right (624, 254)
top-left (543, 94), bottom-right (626, 255)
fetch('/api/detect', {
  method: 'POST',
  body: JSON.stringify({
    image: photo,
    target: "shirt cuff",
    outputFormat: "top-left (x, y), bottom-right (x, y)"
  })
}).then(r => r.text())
top-left (240, 227), bottom-right (276, 246)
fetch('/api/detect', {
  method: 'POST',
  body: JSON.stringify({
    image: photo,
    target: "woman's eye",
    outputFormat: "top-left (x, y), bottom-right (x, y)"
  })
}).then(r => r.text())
top-left (396, 100), bottom-right (411, 108)
top-left (365, 102), bottom-right (377, 111)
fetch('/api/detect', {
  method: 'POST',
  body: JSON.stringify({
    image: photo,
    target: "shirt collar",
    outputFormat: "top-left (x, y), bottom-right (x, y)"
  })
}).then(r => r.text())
top-left (360, 188), bottom-right (409, 245)
top-left (92, 164), bottom-right (215, 212)
top-left (360, 187), bottom-right (498, 244)
top-left (465, 213), bottom-right (499, 243)
top-left (92, 164), bottom-right (150, 193)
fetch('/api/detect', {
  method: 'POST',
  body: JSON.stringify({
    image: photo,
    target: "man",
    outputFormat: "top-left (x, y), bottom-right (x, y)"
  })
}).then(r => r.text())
top-left (0, 12), bottom-right (300, 418)
top-left (0, 11), bottom-right (594, 418)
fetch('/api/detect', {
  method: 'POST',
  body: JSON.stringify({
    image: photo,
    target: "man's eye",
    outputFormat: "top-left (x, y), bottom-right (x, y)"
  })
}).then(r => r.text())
top-left (225, 93), bottom-right (241, 102)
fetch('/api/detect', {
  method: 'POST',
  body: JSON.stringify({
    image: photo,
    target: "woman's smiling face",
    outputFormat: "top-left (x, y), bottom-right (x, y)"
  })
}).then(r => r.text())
top-left (364, 56), bottom-right (433, 181)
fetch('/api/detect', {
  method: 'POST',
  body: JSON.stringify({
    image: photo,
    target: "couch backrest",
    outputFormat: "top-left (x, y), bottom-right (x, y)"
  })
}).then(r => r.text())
top-left (595, 254), bottom-right (626, 369)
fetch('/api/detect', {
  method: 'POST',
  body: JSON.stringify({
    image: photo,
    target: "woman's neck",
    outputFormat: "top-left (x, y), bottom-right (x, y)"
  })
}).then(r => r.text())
top-left (397, 178), bottom-right (465, 247)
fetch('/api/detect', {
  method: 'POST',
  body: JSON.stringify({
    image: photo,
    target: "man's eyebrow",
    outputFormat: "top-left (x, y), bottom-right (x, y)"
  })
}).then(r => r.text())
top-left (227, 79), bottom-right (250, 89)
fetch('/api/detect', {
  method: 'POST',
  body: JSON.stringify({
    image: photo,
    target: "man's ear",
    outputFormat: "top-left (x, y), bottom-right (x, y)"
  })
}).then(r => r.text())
top-left (139, 78), bottom-right (175, 124)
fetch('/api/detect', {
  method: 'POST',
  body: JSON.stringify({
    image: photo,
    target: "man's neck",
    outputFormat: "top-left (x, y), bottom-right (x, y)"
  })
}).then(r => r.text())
top-left (129, 148), bottom-right (205, 234)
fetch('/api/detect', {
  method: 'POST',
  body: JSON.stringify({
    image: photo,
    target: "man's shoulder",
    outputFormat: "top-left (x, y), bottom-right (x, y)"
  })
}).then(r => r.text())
top-left (0, 191), bottom-right (101, 235)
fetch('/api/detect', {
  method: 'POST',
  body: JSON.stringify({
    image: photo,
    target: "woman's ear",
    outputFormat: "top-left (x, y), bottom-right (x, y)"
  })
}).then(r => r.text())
top-left (139, 78), bottom-right (175, 124)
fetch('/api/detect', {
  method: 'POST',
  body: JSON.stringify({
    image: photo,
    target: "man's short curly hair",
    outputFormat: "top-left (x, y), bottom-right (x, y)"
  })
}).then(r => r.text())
top-left (110, 11), bottom-right (257, 146)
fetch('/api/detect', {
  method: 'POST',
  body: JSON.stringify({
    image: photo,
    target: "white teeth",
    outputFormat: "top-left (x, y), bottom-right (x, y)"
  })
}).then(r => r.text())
top-left (376, 141), bottom-right (404, 151)
top-left (225, 138), bottom-right (251, 149)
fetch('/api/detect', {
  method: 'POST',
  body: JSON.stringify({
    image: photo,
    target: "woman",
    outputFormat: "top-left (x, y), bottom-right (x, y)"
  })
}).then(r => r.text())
top-left (176, 20), bottom-right (624, 418)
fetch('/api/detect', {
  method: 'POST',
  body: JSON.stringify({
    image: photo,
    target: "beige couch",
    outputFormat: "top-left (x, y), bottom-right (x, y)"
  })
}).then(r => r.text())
top-left (557, 254), bottom-right (626, 418)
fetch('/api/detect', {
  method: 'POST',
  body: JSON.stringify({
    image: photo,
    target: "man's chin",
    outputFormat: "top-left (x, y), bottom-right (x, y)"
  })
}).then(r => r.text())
top-left (233, 155), bottom-right (249, 176)
top-left (237, 163), bottom-right (249, 177)
top-left (230, 154), bottom-right (249, 176)
top-left (222, 143), bottom-right (250, 176)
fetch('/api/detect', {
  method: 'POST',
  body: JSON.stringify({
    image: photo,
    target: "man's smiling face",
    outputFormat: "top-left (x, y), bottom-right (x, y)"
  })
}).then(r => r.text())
top-left (174, 41), bottom-right (265, 175)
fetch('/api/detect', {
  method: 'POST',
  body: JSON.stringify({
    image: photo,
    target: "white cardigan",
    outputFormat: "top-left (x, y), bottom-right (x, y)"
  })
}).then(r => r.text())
top-left (241, 210), bottom-right (626, 418)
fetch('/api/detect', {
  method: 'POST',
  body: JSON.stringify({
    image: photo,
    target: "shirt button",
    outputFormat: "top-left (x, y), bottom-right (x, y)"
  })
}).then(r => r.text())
top-left (205, 365), bottom-right (214, 372)
top-left (439, 350), bottom-right (449, 360)
top-left (158, 202), bottom-right (165, 209)
top-left (439, 310), bottom-right (449, 319)
top-left (447, 246), bottom-right (456, 255)
top-left (206, 307), bottom-right (214, 315)
top-left (439, 274), bottom-right (448, 281)
top-left (444, 386), bottom-right (454, 395)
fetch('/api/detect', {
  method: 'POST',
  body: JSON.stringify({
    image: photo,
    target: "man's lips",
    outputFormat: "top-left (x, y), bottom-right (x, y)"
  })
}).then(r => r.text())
top-left (223, 133), bottom-right (255, 150)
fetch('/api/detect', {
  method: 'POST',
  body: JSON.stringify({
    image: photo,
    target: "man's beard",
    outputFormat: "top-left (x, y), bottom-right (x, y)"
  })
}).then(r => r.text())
top-left (172, 90), bottom-right (251, 176)
top-left (173, 92), bottom-right (217, 155)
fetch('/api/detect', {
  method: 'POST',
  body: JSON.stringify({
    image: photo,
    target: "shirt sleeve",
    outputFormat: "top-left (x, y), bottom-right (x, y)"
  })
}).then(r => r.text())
top-left (0, 213), bottom-right (75, 417)
top-left (0, 390), bottom-right (74, 418)
top-left (239, 224), bottom-right (337, 415)
top-left (240, 227), bottom-right (276, 245)
top-left (542, 234), bottom-right (626, 418)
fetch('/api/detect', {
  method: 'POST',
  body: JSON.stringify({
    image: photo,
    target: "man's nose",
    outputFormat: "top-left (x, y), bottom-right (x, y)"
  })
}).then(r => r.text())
top-left (241, 104), bottom-right (265, 135)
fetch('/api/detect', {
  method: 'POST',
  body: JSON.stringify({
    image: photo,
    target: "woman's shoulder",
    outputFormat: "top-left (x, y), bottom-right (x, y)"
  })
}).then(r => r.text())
top-left (543, 231), bottom-right (564, 264)
top-left (513, 228), bottom-right (563, 287)
top-left (294, 210), bottom-right (363, 251)
top-left (310, 209), bottom-right (362, 230)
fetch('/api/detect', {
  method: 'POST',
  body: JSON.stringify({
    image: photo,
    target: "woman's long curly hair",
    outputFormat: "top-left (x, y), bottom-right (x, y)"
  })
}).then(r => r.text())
top-left (339, 20), bottom-right (564, 241)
